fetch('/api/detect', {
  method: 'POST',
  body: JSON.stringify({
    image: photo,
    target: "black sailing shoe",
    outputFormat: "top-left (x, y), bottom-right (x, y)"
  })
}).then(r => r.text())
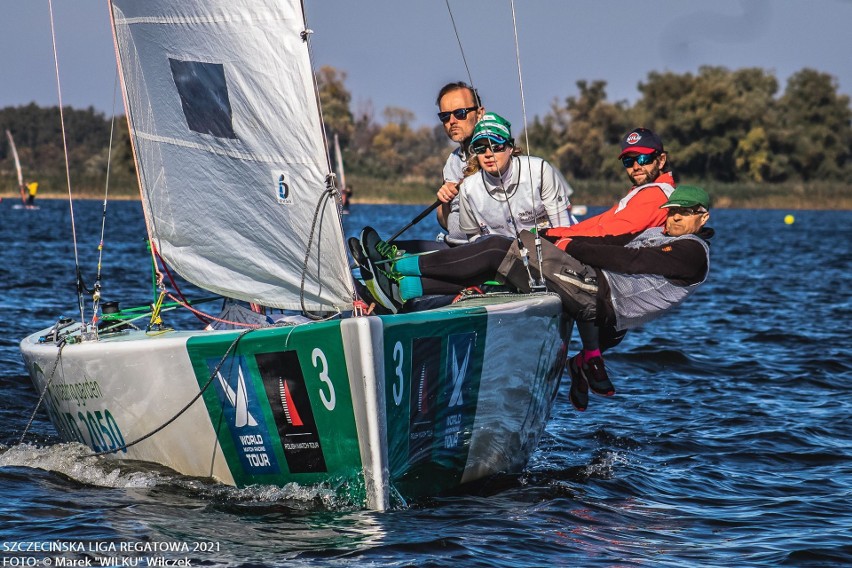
top-left (348, 237), bottom-right (372, 281)
top-left (583, 356), bottom-right (616, 396)
top-left (360, 226), bottom-right (401, 267)
top-left (568, 354), bottom-right (589, 412)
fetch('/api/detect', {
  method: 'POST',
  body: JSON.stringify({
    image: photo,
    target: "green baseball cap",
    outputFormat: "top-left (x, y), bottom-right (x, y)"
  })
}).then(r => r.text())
top-left (661, 185), bottom-right (711, 210)
top-left (470, 112), bottom-right (512, 145)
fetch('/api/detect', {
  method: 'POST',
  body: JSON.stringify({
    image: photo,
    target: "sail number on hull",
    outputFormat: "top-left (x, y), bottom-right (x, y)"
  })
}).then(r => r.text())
top-left (311, 348), bottom-right (336, 411)
top-left (393, 341), bottom-right (405, 406)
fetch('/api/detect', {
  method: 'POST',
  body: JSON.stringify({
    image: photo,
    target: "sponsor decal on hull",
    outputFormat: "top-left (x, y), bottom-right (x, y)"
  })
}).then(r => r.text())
top-left (256, 350), bottom-right (328, 474)
top-left (408, 337), bottom-right (441, 465)
top-left (207, 355), bottom-right (281, 474)
top-left (384, 312), bottom-right (487, 496)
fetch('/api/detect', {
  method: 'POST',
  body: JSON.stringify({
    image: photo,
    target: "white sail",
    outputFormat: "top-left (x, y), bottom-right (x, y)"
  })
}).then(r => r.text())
top-left (109, 0), bottom-right (354, 311)
top-left (6, 129), bottom-right (24, 189)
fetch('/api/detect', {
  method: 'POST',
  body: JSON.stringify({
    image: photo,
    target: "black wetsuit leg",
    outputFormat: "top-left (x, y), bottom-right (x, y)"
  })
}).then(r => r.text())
top-left (418, 236), bottom-right (513, 286)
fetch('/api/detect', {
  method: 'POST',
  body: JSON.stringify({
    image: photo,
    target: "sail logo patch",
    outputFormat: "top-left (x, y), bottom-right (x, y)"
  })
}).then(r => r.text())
top-left (275, 171), bottom-right (293, 205)
top-left (207, 356), bottom-right (280, 474)
top-left (256, 350), bottom-right (328, 473)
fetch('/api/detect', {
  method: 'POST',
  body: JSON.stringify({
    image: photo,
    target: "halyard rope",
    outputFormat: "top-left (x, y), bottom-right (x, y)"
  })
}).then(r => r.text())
top-left (509, 0), bottom-right (547, 288)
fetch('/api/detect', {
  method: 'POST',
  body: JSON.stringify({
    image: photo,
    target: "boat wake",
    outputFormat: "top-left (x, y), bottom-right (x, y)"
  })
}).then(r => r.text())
top-left (0, 441), bottom-right (362, 509)
top-left (0, 442), bottom-right (162, 488)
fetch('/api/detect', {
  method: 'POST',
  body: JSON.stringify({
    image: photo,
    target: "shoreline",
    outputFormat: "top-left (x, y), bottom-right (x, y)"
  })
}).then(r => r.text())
top-left (2, 193), bottom-right (850, 210)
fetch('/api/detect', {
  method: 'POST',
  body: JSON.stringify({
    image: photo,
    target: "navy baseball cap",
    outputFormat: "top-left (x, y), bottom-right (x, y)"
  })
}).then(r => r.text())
top-left (618, 127), bottom-right (664, 158)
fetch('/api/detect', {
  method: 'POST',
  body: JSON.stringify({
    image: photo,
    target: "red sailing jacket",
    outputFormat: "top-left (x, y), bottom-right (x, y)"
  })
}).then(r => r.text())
top-left (545, 172), bottom-right (675, 251)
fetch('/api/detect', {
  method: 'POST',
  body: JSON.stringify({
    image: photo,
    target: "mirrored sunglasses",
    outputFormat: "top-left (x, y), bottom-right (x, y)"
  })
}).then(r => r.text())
top-left (471, 142), bottom-right (511, 155)
top-left (621, 153), bottom-right (658, 168)
top-left (437, 106), bottom-right (479, 123)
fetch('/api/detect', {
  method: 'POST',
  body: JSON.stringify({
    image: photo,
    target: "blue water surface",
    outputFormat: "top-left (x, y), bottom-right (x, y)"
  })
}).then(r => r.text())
top-left (0, 200), bottom-right (849, 567)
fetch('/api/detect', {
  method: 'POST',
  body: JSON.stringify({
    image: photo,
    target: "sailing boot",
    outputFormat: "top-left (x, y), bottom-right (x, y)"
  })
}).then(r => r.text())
top-left (348, 237), bottom-right (374, 281)
top-left (568, 353), bottom-right (589, 412)
top-left (571, 351), bottom-right (615, 396)
top-left (582, 355), bottom-right (616, 396)
top-left (364, 265), bottom-right (403, 314)
top-left (348, 236), bottom-right (395, 314)
top-left (360, 226), bottom-right (402, 268)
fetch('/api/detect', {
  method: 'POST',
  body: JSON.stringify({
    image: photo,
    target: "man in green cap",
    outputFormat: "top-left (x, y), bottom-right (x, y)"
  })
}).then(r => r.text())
top-left (353, 185), bottom-right (714, 412)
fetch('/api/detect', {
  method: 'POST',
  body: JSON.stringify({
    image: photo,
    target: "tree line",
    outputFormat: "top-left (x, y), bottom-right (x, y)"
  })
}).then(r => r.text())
top-left (0, 103), bottom-right (136, 196)
top-left (2, 65), bottom-right (850, 198)
top-left (321, 65), bottom-right (851, 185)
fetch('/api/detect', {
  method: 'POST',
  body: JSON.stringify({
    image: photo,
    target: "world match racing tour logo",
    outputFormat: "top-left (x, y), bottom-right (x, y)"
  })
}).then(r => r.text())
top-left (208, 351), bottom-right (327, 477)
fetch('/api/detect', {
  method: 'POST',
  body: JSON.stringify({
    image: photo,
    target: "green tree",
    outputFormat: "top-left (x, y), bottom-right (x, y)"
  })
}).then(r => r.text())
top-left (523, 80), bottom-right (628, 181)
top-left (775, 68), bottom-right (852, 180)
top-left (361, 107), bottom-right (448, 180)
top-left (634, 66), bottom-right (778, 182)
top-left (316, 66), bottom-right (355, 147)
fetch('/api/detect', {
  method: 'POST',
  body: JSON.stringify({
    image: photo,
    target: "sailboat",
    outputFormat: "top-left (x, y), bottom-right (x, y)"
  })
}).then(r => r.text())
top-left (5, 129), bottom-right (37, 209)
top-left (333, 133), bottom-right (352, 214)
top-left (19, 0), bottom-right (569, 510)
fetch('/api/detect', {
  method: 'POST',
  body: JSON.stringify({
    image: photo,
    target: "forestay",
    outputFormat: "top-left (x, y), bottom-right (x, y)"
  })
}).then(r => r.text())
top-left (109, 0), bottom-right (353, 311)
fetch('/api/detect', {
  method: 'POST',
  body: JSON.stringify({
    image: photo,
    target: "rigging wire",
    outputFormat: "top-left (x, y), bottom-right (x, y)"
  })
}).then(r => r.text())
top-left (444, 0), bottom-right (476, 88)
top-left (91, 328), bottom-right (255, 456)
top-left (18, 338), bottom-right (67, 444)
top-left (509, 0), bottom-right (547, 289)
top-left (301, 2), bottom-right (352, 316)
top-left (444, 0), bottom-right (541, 291)
top-left (450, 1), bottom-right (540, 291)
top-left (47, 0), bottom-right (86, 324)
top-left (91, 70), bottom-right (122, 338)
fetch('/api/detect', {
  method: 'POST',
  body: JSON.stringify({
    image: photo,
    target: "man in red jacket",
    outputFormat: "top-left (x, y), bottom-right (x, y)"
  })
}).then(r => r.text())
top-left (546, 127), bottom-right (675, 246)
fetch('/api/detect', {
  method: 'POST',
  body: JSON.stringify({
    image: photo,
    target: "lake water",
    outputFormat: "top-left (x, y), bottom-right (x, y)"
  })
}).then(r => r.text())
top-left (0, 200), bottom-right (849, 567)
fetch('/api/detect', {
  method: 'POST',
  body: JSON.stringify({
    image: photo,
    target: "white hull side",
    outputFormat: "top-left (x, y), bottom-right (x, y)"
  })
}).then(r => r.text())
top-left (20, 330), bottom-right (235, 484)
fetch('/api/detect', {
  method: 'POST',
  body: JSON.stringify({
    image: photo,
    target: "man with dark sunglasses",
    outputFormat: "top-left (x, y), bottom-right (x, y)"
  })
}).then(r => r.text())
top-left (434, 81), bottom-right (485, 245)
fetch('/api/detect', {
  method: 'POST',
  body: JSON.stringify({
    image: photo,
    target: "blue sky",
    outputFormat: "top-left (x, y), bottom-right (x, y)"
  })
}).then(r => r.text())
top-left (3, 1), bottom-right (851, 131)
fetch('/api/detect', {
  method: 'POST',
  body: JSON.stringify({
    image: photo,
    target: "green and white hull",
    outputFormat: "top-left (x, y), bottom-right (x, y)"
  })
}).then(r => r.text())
top-left (20, 294), bottom-right (567, 510)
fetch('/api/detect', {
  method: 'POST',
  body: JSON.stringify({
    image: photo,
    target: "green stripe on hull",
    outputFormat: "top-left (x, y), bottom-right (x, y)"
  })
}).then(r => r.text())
top-left (186, 322), bottom-right (365, 500)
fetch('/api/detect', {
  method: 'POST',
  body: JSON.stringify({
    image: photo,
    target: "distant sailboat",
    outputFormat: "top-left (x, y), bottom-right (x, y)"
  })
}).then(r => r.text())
top-left (5, 129), bottom-right (38, 209)
top-left (334, 133), bottom-right (352, 214)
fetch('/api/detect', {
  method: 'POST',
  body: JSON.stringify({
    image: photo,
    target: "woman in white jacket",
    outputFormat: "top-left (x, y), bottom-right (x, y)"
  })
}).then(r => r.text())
top-left (457, 112), bottom-right (575, 240)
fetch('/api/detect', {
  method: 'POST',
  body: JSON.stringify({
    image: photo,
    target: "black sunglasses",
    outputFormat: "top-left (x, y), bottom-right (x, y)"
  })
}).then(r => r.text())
top-left (621, 153), bottom-right (658, 168)
top-left (667, 206), bottom-right (707, 216)
top-left (437, 106), bottom-right (479, 123)
top-left (471, 142), bottom-right (511, 155)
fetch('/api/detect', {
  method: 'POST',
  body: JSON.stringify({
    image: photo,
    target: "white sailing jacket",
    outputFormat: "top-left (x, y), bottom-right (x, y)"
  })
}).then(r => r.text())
top-left (458, 156), bottom-right (574, 239)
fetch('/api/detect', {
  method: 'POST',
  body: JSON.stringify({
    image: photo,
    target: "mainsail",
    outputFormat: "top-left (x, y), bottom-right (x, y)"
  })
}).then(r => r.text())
top-left (109, 0), bottom-right (354, 311)
top-left (5, 130), bottom-right (25, 203)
